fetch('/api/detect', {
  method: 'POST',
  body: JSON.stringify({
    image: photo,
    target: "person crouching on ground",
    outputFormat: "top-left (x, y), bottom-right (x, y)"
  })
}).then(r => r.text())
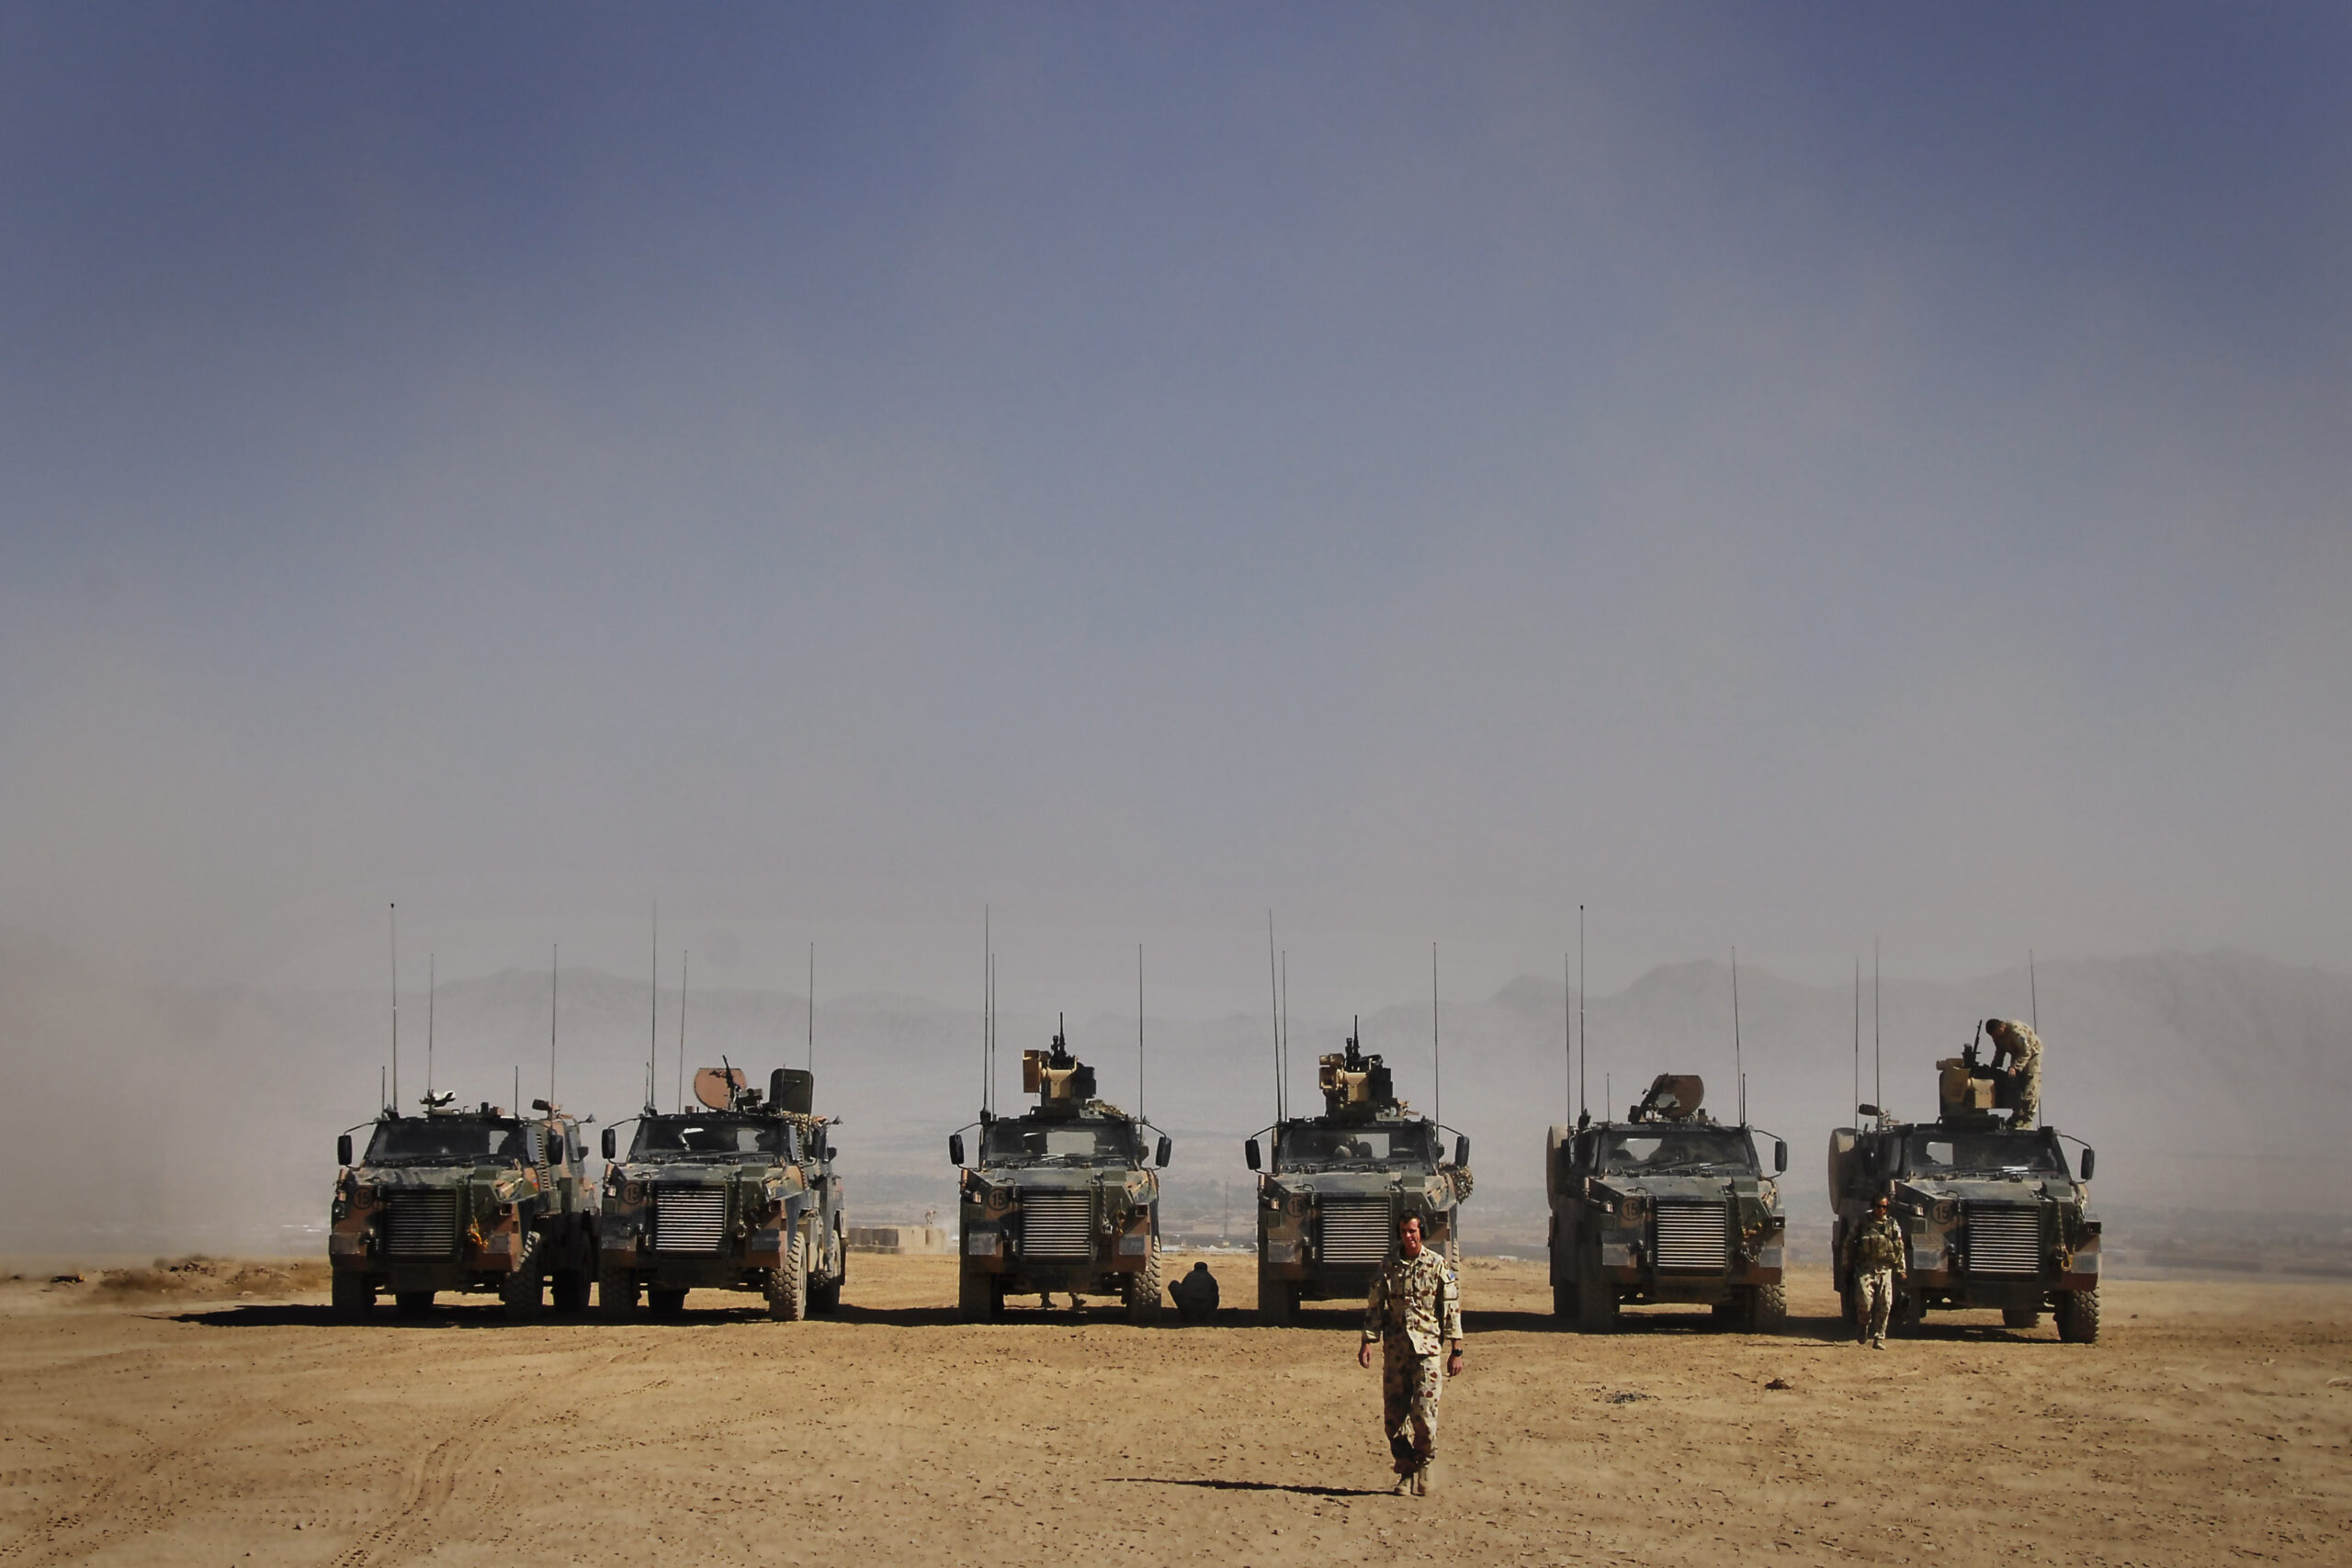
top-left (1358, 1214), bottom-right (1464, 1496)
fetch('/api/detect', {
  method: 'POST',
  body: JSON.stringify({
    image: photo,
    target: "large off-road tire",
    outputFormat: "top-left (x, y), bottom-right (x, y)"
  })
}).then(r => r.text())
top-left (395, 1291), bottom-right (434, 1316)
top-left (2003, 1305), bottom-right (2042, 1330)
top-left (2055, 1288), bottom-right (2100, 1344)
top-left (1888, 1286), bottom-right (1922, 1338)
top-left (1256, 1268), bottom-right (1295, 1326)
top-left (551, 1255), bottom-right (591, 1314)
top-left (956, 1267), bottom-right (997, 1323)
top-left (1573, 1258), bottom-right (1617, 1335)
top-left (1552, 1280), bottom-right (1574, 1323)
top-left (808, 1272), bottom-right (842, 1315)
top-left (597, 1264), bottom-right (639, 1320)
top-left (500, 1235), bottom-right (544, 1323)
top-left (1840, 1280), bottom-right (1859, 1330)
top-left (648, 1288), bottom-right (687, 1315)
top-left (331, 1270), bottom-right (374, 1322)
top-left (767, 1227), bottom-right (808, 1322)
top-left (1125, 1237), bottom-right (1164, 1326)
top-left (1711, 1296), bottom-right (1742, 1327)
top-left (1748, 1281), bottom-right (1787, 1333)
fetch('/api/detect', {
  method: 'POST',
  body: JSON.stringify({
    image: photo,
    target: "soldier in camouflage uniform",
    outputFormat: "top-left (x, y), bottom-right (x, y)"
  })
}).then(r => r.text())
top-left (1841, 1195), bottom-right (1908, 1348)
top-left (1984, 1019), bottom-right (2042, 1129)
top-left (1357, 1213), bottom-right (1464, 1496)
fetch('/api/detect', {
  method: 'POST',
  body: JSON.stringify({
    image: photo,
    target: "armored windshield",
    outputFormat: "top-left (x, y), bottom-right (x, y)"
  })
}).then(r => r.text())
top-left (364, 1119), bottom-right (526, 1165)
top-left (980, 1117), bottom-right (1136, 1168)
top-left (1275, 1122), bottom-right (1438, 1172)
top-left (1590, 1126), bottom-right (1758, 1177)
top-left (1900, 1129), bottom-right (2066, 1178)
top-left (629, 1115), bottom-right (793, 1162)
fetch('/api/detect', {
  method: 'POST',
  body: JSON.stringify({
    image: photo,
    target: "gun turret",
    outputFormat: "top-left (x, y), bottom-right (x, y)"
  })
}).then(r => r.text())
top-left (1316, 1027), bottom-right (1396, 1120)
top-left (1021, 1028), bottom-right (1096, 1116)
top-left (1628, 1073), bottom-right (1708, 1124)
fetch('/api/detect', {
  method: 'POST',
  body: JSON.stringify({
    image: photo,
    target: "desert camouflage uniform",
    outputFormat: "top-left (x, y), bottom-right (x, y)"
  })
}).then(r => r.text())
top-left (1363, 1249), bottom-right (1462, 1479)
top-left (1986, 1019), bottom-right (2043, 1128)
top-left (1843, 1212), bottom-right (1907, 1346)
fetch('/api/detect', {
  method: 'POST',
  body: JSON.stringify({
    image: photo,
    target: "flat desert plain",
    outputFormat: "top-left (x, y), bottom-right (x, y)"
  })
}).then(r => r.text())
top-left (2, 1255), bottom-right (2346, 1567)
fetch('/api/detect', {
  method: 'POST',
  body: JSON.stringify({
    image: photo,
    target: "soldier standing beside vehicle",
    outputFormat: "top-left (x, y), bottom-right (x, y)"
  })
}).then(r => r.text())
top-left (1357, 1214), bottom-right (1464, 1496)
top-left (1842, 1195), bottom-right (1907, 1348)
top-left (1985, 1019), bottom-right (2043, 1128)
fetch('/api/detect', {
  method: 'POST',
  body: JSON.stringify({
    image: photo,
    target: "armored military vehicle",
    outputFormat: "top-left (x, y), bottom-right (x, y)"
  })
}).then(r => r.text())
top-left (1829, 1031), bottom-right (2101, 1341)
top-left (949, 1030), bottom-right (1171, 1324)
top-left (1546, 1074), bottom-right (1788, 1334)
top-left (596, 1066), bottom-right (845, 1320)
top-left (329, 1093), bottom-right (597, 1321)
top-left (1243, 1028), bottom-right (1474, 1326)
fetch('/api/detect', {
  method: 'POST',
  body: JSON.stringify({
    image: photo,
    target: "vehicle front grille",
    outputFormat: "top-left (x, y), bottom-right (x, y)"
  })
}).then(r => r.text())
top-left (1966, 1205), bottom-right (2041, 1275)
top-left (654, 1188), bottom-right (729, 1253)
top-left (383, 1190), bottom-right (459, 1257)
top-left (1652, 1201), bottom-right (1730, 1271)
top-left (1020, 1190), bottom-right (1094, 1258)
top-left (1320, 1201), bottom-right (1393, 1266)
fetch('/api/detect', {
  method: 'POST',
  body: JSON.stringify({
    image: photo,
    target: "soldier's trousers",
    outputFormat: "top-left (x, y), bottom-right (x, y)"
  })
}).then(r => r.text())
top-left (1857, 1267), bottom-right (1897, 1343)
top-left (2012, 1063), bottom-right (2041, 1128)
top-left (1381, 1347), bottom-right (1442, 1474)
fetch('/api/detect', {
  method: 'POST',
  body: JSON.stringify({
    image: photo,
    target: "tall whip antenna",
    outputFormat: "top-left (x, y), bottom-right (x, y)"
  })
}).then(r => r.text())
top-left (549, 943), bottom-right (559, 1107)
top-left (1431, 942), bottom-right (1442, 1132)
top-left (1279, 950), bottom-right (1290, 1108)
top-left (1565, 951), bottom-right (1573, 1122)
top-left (1577, 905), bottom-right (1588, 1122)
top-left (1851, 955), bottom-right (1860, 1125)
top-left (389, 904), bottom-right (399, 1114)
top-left (647, 904), bottom-right (659, 1111)
top-left (980, 908), bottom-right (990, 1116)
top-left (2029, 948), bottom-right (2039, 1033)
top-left (427, 953), bottom-right (435, 1103)
top-left (1136, 943), bottom-right (1146, 1119)
top-left (676, 950), bottom-right (689, 1112)
top-left (1872, 937), bottom-right (1882, 1113)
top-left (808, 942), bottom-right (816, 1074)
top-left (1266, 912), bottom-right (1283, 1122)
top-left (1731, 947), bottom-right (1745, 1126)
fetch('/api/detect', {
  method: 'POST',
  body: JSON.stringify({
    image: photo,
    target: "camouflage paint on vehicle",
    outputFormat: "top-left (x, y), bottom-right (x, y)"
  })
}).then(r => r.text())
top-left (329, 1093), bottom-right (598, 1321)
top-left (1828, 1033), bottom-right (2101, 1341)
top-left (1245, 1031), bottom-right (1474, 1326)
top-left (596, 1066), bottom-right (845, 1320)
top-left (951, 1032), bottom-right (1171, 1325)
top-left (1547, 1074), bottom-right (1788, 1334)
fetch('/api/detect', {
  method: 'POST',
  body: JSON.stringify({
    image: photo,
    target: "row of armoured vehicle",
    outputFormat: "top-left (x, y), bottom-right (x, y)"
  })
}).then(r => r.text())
top-left (329, 1066), bottom-right (847, 1322)
top-left (329, 1018), bottom-right (2098, 1342)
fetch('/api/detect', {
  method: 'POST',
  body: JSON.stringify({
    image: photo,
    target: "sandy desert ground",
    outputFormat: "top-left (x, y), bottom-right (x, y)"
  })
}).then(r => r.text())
top-left (1, 1254), bottom-right (2346, 1567)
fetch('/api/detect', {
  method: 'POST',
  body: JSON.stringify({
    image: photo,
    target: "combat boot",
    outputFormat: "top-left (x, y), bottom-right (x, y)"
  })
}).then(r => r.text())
top-left (1390, 1472), bottom-right (1415, 1496)
top-left (1412, 1461), bottom-right (1437, 1495)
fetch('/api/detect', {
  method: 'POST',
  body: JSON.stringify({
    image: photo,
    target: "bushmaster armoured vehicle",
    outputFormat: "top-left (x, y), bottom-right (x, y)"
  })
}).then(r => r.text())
top-left (1829, 1031), bottom-right (2100, 1341)
top-left (1244, 1029), bottom-right (1474, 1325)
top-left (330, 1094), bottom-right (597, 1321)
top-left (597, 1066), bottom-right (845, 1319)
top-left (1546, 1074), bottom-right (1788, 1334)
top-left (950, 1031), bottom-right (1170, 1324)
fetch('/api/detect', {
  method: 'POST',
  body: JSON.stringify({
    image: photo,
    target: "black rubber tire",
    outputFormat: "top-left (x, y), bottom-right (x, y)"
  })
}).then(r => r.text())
top-left (808, 1274), bottom-right (842, 1315)
top-left (1749, 1281), bottom-right (1788, 1333)
top-left (1125, 1237), bottom-right (1164, 1326)
top-left (597, 1265), bottom-right (639, 1320)
top-left (331, 1270), bottom-right (374, 1322)
top-left (1573, 1258), bottom-right (1617, 1335)
top-left (500, 1235), bottom-right (544, 1323)
top-left (1712, 1296), bottom-right (1743, 1327)
top-left (1888, 1286), bottom-right (1922, 1338)
top-left (1256, 1269), bottom-right (1295, 1326)
top-left (956, 1267), bottom-right (996, 1323)
top-left (551, 1259), bottom-right (591, 1314)
top-left (648, 1288), bottom-right (687, 1315)
top-left (2003, 1305), bottom-right (2042, 1330)
top-left (395, 1291), bottom-right (434, 1316)
top-left (1552, 1280), bottom-right (1573, 1323)
top-left (2056, 1288), bottom-right (2100, 1344)
top-left (1840, 1280), bottom-right (1859, 1330)
top-left (767, 1227), bottom-right (808, 1322)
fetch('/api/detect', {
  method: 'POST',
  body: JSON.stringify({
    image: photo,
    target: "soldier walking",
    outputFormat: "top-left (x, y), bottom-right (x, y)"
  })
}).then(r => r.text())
top-left (1842, 1195), bottom-right (1907, 1348)
top-left (1984, 1018), bottom-right (2043, 1128)
top-left (1357, 1214), bottom-right (1464, 1495)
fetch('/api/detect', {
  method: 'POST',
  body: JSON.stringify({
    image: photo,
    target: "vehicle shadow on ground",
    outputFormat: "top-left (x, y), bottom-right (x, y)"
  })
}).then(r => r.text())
top-left (1113, 1477), bottom-right (1394, 1499)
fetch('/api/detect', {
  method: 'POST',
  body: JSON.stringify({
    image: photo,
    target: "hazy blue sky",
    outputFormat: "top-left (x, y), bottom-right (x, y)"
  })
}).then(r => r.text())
top-left (3, 5), bottom-right (2346, 1016)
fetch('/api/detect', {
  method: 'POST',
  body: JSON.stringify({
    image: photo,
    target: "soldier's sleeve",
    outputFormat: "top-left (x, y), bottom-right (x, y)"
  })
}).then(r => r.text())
top-left (1440, 1265), bottom-right (1463, 1343)
top-left (1363, 1270), bottom-right (1386, 1343)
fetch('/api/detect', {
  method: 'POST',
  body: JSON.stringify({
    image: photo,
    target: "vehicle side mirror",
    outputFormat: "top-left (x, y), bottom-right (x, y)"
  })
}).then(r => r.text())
top-left (948, 1133), bottom-right (966, 1167)
top-left (601, 1127), bottom-right (617, 1161)
top-left (2079, 1147), bottom-right (2095, 1181)
top-left (1245, 1138), bottom-right (1261, 1172)
top-left (1453, 1134), bottom-right (1471, 1167)
top-left (1155, 1134), bottom-right (1172, 1168)
top-left (1774, 1140), bottom-right (1789, 1174)
top-left (337, 1134), bottom-right (353, 1167)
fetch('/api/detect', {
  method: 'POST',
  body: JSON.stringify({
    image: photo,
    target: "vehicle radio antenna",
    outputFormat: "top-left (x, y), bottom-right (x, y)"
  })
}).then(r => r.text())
top-left (1279, 949), bottom-right (1290, 1108)
top-left (548, 942), bottom-right (559, 1107)
top-left (808, 942), bottom-right (817, 1073)
top-left (1577, 906), bottom-right (1588, 1122)
top-left (427, 953), bottom-right (435, 1103)
top-left (1431, 942), bottom-right (1442, 1132)
top-left (647, 904), bottom-right (660, 1113)
top-left (1851, 955), bottom-right (1860, 1126)
top-left (388, 903), bottom-right (399, 1116)
top-left (1136, 942), bottom-right (1146, 1119)
top-left (1266, 912), bottom-right (1283, 1123)
top-left (1731, 947), bottom-right (1745, 1126)
top-left (676, 949), bottom-right (689, 1113)
top-left (1872, 937), bottom-right (1883, 1114)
